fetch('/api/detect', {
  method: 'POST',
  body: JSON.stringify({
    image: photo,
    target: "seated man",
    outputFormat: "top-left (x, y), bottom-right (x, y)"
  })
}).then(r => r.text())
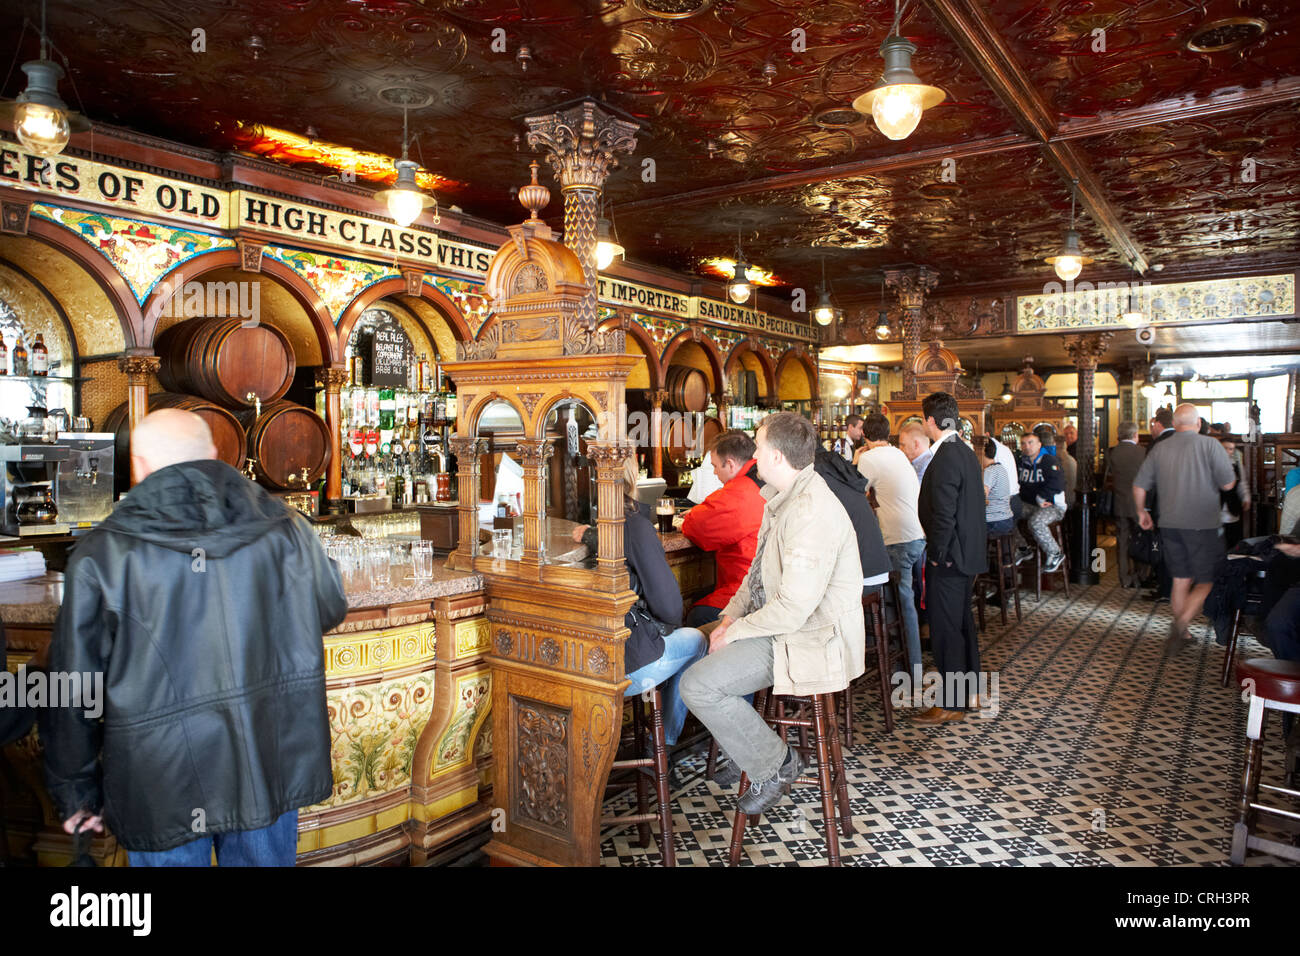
top-left (1017, 430), bottom-right (1066, 572)
top-left (680, 412), bottom-right (865, 815)
top-left (680, 431), bottom-right (765, 628)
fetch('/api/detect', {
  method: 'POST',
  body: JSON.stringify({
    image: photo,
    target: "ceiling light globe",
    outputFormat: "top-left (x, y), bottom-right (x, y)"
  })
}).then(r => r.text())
top-left (814, 305), bottom-right (834, 326)
top-left (1052, 255), bottom-right (1083, 282)
top-left (15, 101), bottom-right (70, 156)
top-left (386, 188), bottom-right (425, 228)
top-left (728, 281), bottom-right (752, 304)
top-left (1139, 382), bottom-right (1160, 399)
top-left (1120, 309), bottom-right (1145, 328)
top-left (871, 85), bottom-right (925, 141)
top-left (596, 242), bottom-right (618, 270)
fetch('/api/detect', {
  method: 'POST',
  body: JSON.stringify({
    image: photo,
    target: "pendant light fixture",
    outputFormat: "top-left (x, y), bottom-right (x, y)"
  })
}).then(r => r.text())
top-left (727, 229), bottom-right (753, 304)
top-left (999, 375), bottom-right (1013, 403)
top-left (874, 274), bottom-right (891, 339)
top-left (1139, 354), bottom-right (1160, 400)
top-left (813, 257), bottom-right (835, 325)
top-left (375, 107), bottom-right (437, 228)
top-left (1044, 179), bottom-right (1093, 282)
top-left (1120, 257), bottom-right (1145, 327)
top-left (595, 201), bottom-right (625, 270)
top-left (852, 0), bottom-right (946, 141)
top-left (4, 0), bottom-right (89, 157)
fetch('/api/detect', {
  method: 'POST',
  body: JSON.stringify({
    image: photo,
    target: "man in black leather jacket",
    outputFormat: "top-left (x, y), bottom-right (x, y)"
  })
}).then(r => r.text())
top-left (41, 409), bottom-right (347, 865)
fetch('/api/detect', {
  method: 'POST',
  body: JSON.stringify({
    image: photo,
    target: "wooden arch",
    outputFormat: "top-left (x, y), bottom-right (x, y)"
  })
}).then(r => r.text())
top-left (598, 314), bottom-right (662, 389)
top-left (660, 327), bottom-right (725, 395)
top-left (776, 347), bottom-right (818, 400)
top-left (141, 249), bottom-right (337, 364)
top-left (336, 277), bottom-right (474, 353)
top-left (725, 338), bottom-right (778, 398)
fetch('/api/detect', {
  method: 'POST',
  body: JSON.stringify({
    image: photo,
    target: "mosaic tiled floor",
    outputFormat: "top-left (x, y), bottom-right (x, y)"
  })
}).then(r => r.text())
top-left (600, 560), bottom-right (1298, 867)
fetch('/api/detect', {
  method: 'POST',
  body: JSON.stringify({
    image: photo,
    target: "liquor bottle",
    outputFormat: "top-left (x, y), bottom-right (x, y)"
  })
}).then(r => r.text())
top-left (31, 335), bottom-right (47, 376)
top-left (12, 335), bottom-right (28, 376)
top-left (378, 387), bottom-right (395, 430)
top-left (0, 336), bottom-right (7, 375)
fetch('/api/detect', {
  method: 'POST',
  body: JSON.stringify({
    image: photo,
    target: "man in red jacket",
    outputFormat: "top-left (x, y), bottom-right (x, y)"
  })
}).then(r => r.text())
top-left (681, 431), bottom-right (765, 627)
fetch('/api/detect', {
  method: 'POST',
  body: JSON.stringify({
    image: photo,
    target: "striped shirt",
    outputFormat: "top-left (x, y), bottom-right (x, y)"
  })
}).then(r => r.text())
top-left (983, 462), bottom-right (1013, 522)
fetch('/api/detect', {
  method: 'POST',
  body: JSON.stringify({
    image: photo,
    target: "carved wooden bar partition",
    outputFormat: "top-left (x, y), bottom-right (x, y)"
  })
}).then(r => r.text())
top-left (442, 205), bottom-right (641, 866)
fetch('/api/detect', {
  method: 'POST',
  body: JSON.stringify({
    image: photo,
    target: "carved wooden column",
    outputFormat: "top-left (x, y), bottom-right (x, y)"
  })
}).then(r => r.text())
top-left (515, 438), bottom-right (554, 564)
top-left (587, 441), bottom-right (635, 579)
top-left (884, 266), bottom-right (939, 399)
top-left (448, 436), bottom-right (483, 571)
top-left (316, 366), bottom-right (348, 508)
top-left (648, 388), bottom-right (667, 478)
top-left (118, 353), bottom-right (161, 486)
top-left (1063, 331), bottom-right (1112, 586)
top-left (525, 100), bottom-right (639, 328)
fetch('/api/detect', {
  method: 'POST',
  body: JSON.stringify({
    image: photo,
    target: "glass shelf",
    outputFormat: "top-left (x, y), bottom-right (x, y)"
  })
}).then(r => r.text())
top-left (0, 375), bottom-right (87, 383)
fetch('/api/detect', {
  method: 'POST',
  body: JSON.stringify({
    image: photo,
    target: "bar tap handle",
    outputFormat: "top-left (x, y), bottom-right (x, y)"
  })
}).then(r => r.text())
top-left (243, 456), bottom-right (258, 481)
top-left (299, 467), bottom-right (310, 487)
top-left (246, 391), bottom-right (262, 418)
top-left (90, 459), bottom-right (98, 486)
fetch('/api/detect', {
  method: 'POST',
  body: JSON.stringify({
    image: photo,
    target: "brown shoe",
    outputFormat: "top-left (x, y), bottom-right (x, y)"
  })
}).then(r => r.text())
top-left (913, 707), bottom-right (965, 725)
top-left (911, 706), bottom-right (943, 720)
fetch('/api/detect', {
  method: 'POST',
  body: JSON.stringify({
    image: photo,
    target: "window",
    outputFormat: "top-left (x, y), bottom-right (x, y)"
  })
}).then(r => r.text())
top-left (1253, 374), bottom-right (1289, 434)
top-left (1181, 379), bottom-right (1248, 399)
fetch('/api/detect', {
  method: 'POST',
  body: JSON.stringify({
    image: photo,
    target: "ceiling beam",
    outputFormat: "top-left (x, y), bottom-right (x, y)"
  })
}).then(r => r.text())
top-left (1053, 77), bottom-right (1300, 141)
top-left (922, 0), bottom-right (1148, 272)
top-left (610, 133), bottom-right (1034, 215)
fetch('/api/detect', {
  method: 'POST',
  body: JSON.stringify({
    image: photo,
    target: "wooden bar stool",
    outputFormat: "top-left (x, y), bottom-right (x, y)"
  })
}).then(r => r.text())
top-left (601, 689), bottom-right (676, 866)
top-left (861, 588), bottom-right (894, 735)
top-left (1230, 658), bottom-right (1300, 865)
top-left (976, 533), bottom-right (1023, 631)
top-left (728, 688), bottom-right (855, 866)
top-left (1032, 519), bottom-right (1070, 601)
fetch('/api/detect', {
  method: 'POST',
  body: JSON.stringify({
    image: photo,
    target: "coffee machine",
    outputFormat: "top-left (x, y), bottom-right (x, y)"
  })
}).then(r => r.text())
top-left (0, 443), bottom-right (71, 537)
top-left (55, 433), bottom-right (116, 533)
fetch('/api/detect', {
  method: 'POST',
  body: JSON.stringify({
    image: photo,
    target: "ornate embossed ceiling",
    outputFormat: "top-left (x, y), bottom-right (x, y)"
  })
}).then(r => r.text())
top-left (2, 0), bottom-right (1298, 304)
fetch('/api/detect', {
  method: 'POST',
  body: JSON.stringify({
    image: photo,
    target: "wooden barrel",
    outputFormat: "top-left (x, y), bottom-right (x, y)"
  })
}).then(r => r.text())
top-left (662, 414), bottom-right (722, 467)
top-left (236, 400), bottom-right (331, 490)
top-left (664, 365), bottom-right (709, 413)
top-left (155, 317), bottom-right (295, 408)
top-left (104, 394), bottom-right (247, 491)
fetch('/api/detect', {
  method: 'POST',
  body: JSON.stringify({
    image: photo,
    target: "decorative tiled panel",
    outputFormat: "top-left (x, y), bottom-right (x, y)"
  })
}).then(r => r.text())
top-left (323, 621), bottom-right (436, 676)
top-left (29, 203), bottom-right (234, 303)
top-left (307, 672), bottom-right (434, 810)
top-left (1017, 273), bottom-right (1295, 332)
top-left (433, 669), bottom-right (491, 772)
top-left (427, 275), bottom-right (491, 335)
top-left (263, 245), bottom-right (397, 321)
top-left (454, 617), bottom-right (491, 657)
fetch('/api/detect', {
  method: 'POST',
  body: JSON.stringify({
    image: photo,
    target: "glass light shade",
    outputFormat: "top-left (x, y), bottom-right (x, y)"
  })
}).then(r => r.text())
top-left (1120, 308), bottom-right (1145, 328)
top-left (813, 289), bottom-right (835, 326)
top-left (385, 188), bottom-right (425, 227)
top-left (15, 101), bottom-right (70, 156)
top-left (728, 260), bottom-right (752, 304)
top-left (875, 315), bottom-right (891, 339)
top-left (999, 380), bottom-right (1013, 403)
top-left (595, 217), bottom-right (624, 270)
top-left (1045, 228), bottom-right (1092, 282)
top-left (870, 85), bottom-right (926, 140)
top-left (1139, 382), bottom-right (1160, 399)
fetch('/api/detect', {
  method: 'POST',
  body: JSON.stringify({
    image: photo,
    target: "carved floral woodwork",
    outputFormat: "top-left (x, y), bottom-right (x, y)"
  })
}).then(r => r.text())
top-left (885, 266), bottom-right (940, 399)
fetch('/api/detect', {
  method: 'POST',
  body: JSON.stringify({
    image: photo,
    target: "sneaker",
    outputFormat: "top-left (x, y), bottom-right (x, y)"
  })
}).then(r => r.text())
top-left (1014, 547), bottom-right (1035, 565)
top-left (1044, 552), bottom-right (1065, 573)
top-left (737, 746), bottom-right (805, 815)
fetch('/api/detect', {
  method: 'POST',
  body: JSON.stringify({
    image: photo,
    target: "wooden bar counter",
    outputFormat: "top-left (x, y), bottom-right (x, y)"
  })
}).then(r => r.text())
top-left (0, 558), bottom-right (496, 867)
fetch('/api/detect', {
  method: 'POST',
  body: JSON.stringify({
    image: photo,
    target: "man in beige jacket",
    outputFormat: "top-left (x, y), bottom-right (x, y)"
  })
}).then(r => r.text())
top-left (680, 412), bottom-right (865, 816)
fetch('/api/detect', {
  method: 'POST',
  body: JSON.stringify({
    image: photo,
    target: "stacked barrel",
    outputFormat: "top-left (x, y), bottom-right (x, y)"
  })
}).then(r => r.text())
top-left (106, 317), bottom-right (330, 490)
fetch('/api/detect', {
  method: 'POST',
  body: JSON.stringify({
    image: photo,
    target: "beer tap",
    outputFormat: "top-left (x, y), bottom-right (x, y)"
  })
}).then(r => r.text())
top-left (242, 456), bottom-right (258, 481)
top-left (246, 391), bottom-right (262, 417)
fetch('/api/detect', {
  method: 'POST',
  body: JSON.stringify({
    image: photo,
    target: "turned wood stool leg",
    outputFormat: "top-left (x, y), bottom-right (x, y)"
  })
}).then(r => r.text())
top-left (1231, 695), bottom-right (1266, 865)
top-left (632, 696), bottom-right (652, 848)
top-left (869, 595), bottom-right (893, 734)
top-left (649, 690), bottom-right (675, 867)
top-left (811, 695), bottom-right (841, 866)
top-left (706, 737), bottom-right (720, 779)
top-left (995, 539), bottom-right (1009, 627)
top-left (1221, 609), bottom-right (1242, 689)
top-left (825, 694), bottom-right (855, 839)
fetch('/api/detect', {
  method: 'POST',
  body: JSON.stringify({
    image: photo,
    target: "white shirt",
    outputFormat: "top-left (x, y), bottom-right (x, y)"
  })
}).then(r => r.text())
top-left (992, 438), bottom-right (1020, 499)
top-left (686, 461), bottom-right (724, 504)
top-left (857, 444), bottom-right (924, 546)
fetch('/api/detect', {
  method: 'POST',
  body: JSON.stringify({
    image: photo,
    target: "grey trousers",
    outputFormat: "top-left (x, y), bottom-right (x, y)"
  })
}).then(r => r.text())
top-left (679, 636), bottom-right (788, 783)
top-left (1023, 502), bottom-right (1065, 559)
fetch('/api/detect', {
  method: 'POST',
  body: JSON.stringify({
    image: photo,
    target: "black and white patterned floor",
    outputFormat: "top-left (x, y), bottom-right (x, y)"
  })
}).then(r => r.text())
top-left (600, 560), bottom-right (1297, 866)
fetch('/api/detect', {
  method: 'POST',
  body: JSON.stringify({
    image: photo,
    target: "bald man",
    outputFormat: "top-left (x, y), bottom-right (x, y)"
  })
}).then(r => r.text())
top-left (1133, 403), bottom-right (1237, 652)
top-left (899, 421), bottom-right (933, 481)
top-left (42, 409), bottom-right (347, 866)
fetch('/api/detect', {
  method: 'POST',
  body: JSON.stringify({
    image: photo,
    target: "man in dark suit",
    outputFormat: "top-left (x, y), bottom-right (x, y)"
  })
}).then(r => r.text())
top-left (915, 391), bottom-right (987, 725)
top-left (1104, 421), bottom-right (1147, 588)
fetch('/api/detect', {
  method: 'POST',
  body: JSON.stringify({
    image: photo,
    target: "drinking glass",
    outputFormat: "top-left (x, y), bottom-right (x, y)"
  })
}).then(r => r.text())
top-left (389, 541), bottom-right (413, 587)
top-left (491, 529), bottom-right (511, 559)
top-left (656, 497), bottom-right (675, 534)
top-left (411, 541), bottom-right (434, 583)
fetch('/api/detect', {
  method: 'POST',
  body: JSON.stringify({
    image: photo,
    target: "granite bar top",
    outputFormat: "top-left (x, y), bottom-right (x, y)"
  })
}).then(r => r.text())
top-left (0, 560), bottom-right (485, 628)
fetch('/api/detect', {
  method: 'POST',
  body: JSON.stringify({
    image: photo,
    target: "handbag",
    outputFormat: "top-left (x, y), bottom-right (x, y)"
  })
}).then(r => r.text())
top-left (1129, 527), bottom-right (1162, 567)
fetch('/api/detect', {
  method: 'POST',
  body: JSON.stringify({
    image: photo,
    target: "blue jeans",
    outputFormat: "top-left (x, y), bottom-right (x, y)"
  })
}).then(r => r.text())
top-left (987, 517), bottom-right (1015, 538)
top-left (624, 627), bottom-right (708, 745)
top-left (127, 810), bottom-right (298, 867)
top-left (887, 539), bottom-right (927, 678)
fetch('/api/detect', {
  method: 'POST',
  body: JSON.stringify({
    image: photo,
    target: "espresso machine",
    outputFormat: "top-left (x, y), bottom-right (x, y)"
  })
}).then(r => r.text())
top-left (55, 433), bottom-right (116, 533)
top-left (0, 443), bottom-right (71, 537)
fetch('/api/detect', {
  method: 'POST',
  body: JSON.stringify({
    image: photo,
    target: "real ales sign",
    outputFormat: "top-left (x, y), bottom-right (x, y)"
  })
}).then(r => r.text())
top-left (370, 322), bottom-right (412, 388)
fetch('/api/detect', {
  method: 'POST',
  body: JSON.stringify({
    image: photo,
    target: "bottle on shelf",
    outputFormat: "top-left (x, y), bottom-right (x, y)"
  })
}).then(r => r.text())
top-left (12, 335), bottom-right (28, 377)
top-left (31, 334), bottom-right (48, 376)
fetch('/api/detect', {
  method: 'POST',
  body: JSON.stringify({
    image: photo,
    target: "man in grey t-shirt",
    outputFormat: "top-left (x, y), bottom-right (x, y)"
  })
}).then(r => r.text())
top-left (1133, 404), bottom-right (1237, 651)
